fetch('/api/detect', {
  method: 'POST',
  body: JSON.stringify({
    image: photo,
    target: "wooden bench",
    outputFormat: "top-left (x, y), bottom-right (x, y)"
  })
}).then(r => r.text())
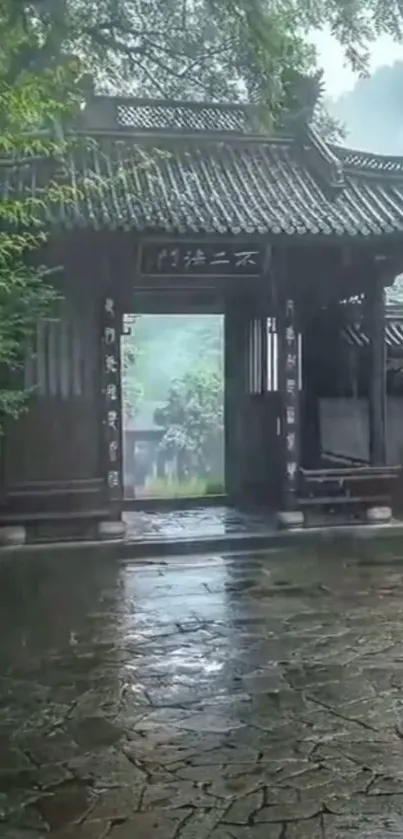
top-left (298, 465), bottom-right (401, 517)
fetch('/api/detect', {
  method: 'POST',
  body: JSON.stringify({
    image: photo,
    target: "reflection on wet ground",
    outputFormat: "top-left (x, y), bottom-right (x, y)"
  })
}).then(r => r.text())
top-left (1, 549), bottom-right (403, 836)
top-left (124, 507), bottom-right (277, 540)
top-left (123, 507), bottom-right (385, 544)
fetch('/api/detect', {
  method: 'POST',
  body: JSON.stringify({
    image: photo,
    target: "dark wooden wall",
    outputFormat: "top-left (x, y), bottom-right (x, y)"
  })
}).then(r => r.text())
top-left (225, 298), bottom-right (281, 508)
top-left (0, 236), bottom-right (108, 526)
top-left (5, 233), bottom-right (384, 526)
top-left (5, 302), bottom-right (99, 482)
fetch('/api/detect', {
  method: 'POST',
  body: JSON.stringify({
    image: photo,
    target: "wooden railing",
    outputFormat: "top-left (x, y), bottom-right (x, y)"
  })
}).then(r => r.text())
top-left (298, 465), bottom-right (400, 516)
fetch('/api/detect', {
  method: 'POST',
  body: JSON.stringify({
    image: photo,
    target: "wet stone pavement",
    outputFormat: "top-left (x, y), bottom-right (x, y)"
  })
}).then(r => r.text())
top-left (2, 551), bottom-right (403, 837)
top-left (123, 507), bottom-right (278, 541)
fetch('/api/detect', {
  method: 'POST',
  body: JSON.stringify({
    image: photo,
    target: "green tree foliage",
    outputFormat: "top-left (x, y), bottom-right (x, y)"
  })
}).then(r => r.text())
top-left (154, 369), bottom-right (224, 479)
top-left (121, 315), bottom-right (223, 419)
top-left (0, 1), bottom-right (86, 421)
top-left (15, 0), bottom-right (403, 127)
top-left (121, 319), bottom-right (144, 422)
top-left (19, 0), bottom-right (312, 113)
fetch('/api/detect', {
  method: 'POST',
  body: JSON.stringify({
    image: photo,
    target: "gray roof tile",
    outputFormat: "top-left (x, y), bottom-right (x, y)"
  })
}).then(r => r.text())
top-left (5, 98), bottom-right (403, 239)
top-left (57, 137), bottom-right (403, 237)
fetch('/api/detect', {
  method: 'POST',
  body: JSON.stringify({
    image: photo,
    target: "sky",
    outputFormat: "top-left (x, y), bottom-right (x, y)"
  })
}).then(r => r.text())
top-left (311, 28), bottom-right (403, 97)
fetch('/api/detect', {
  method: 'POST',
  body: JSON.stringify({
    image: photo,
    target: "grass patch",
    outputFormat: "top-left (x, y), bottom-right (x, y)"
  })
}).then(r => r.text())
top-left (144, 477), bottom-right (224, 498)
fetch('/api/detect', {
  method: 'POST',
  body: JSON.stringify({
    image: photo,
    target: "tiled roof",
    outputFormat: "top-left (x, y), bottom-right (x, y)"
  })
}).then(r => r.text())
top-left (112, 98), bottom-right (258, 134)
top-left (5, 97), bottom-right (403, 239)
top-left (55, 136), bottom-right (403, 237)
top-left (332, 146), bottom-right (403, 177)
top-left (343, 318), bottom-right (403, 349)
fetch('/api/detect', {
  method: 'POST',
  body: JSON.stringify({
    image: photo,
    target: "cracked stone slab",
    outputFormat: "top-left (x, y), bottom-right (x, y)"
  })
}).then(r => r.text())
top-left (122, 734), bottom-right (224, 767)
top-left (222, 789), bottom-right (264, 823)
top-left (67, 748), bottom-right (146, 788)
top-left (108, 809), bottom-right (193, 839)
top-left (22, 733), bottom-right (81, 765)
top-left (174, 808), bottom-right (228, 839)
top-left (0, 795), bottom-right (47, 833)
top-left (37, 784), bottom-right (95, 830)
top-left (326, 793), bottom-right (403, 817)
top-left (256, 800), bottom-right (322, 822)
top-left (47, 823), bottom-right (109, 839)
top-left (368, 777), bottom-right (403, 795)
top-left (0, 739), bottom-right (33, 773)
top-left (286, 818), bottom-right (324, 838)
top-left (34, 764), bottom-right (74, 791)
top-left (210, 827), bottom-right (283, 839)
top-left (68, 717), bottom-right (124, 750)
top-left (323, 814), bottom-right (403, 837)
top-left (140, 780), bottom-right (219, 810)
top-left (0, 831), bottom-right (45, 839)
top-left (86, 785), bottom-right (143, 821)
top-left (3, 550), bottom-right (403, 838)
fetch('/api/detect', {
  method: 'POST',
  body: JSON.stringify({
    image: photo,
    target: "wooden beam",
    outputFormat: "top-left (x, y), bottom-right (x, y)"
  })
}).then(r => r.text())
top-left (224, 298), bottom-right (248, 504)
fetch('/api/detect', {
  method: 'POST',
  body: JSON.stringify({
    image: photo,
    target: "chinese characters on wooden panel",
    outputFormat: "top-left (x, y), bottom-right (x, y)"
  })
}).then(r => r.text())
top-left (103, 296), bottom-right (121, 498)
top-left (140, 243), bottom-right (263, 276)
top-left (284, 300), bottom-right (298, 493)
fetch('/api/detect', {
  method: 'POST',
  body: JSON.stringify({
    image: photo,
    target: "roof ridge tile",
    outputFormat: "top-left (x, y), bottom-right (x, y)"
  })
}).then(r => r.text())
top-left (2, 127), bottom-right (403, 238)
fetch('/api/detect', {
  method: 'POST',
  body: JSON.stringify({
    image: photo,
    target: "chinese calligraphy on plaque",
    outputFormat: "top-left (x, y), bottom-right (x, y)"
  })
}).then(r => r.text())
top-left (103, 296), bottom-right (121, 499)
top-left (283, 299), bottom-right (298, 493)
top-left (140, 243), bottom-right (263, 276)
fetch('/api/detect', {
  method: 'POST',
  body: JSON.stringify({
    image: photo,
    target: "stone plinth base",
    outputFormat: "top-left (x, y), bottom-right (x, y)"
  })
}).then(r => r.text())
top-left (277, 510), bottom-right (304, 530)
top-left (97, 520), bottom-right (127, 541)
top-left (366, 506), bottom-right (392, 524)
top-left (0, 526), bottom-right (27, 547)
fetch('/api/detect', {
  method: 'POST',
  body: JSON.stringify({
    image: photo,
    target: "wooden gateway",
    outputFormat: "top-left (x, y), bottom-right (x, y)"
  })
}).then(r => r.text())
top-left (2, 94), bottom-right (403, 542)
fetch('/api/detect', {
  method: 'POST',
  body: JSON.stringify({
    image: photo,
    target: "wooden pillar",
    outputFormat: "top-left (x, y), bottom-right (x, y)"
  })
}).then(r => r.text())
top-left (101, 294), bottom-right (124, 521)
top-left (367, 273), bottom-right (386, 466)
top-left (224, 299), bottom-right (247, 505)
top-left (277, 295), bottom-right (303, 525)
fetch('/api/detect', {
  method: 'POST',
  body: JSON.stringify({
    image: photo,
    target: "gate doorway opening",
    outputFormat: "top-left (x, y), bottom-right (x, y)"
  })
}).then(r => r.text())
top-left (121, 314), bottom-right (225, 501)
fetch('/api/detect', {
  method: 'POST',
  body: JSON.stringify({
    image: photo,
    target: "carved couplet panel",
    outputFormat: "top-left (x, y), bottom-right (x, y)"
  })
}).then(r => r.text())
top-left (280, 298), bottom-right (299, 509)
top-left (101, 295), bottom-right (123, 510)
top-left (367, 272), bottom-right (386, 466)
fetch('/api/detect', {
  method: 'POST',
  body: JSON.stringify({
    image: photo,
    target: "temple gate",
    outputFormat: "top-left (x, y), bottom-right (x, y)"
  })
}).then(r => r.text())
top-left (0, 95), bottom-right (403, 541)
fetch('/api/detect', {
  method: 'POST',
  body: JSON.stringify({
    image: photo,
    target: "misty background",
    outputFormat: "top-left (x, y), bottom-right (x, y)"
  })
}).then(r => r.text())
top-left (326, 61), bottom-right (403, 304)
top-left (122, 316), bottom-right (225, 499)
top-left (326, 61), bottom-right (403, 154)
